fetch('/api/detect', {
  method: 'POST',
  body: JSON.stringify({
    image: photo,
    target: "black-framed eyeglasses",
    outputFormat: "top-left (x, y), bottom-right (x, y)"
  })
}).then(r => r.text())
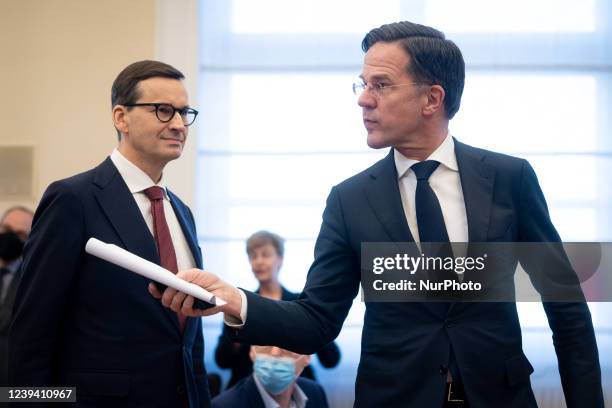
top-left (123, 103), bottom-right (199, 126)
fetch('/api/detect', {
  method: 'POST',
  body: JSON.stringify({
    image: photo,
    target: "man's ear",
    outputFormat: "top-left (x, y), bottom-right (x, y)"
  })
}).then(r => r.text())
top-left (113, 105), bottom-right (129, 136)
top-left (249, 346), bottom-right (257, 363)
top-left (294, 355), bottom-right (312, 377)
top-left (422, 84), bottom-right (445, 117)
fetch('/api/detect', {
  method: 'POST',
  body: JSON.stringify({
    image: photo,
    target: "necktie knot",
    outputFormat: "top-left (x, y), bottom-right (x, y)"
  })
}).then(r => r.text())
top-left (411, 160), bottom-right (440, 181)
top-left (143, 186), bottom-right (165, 201)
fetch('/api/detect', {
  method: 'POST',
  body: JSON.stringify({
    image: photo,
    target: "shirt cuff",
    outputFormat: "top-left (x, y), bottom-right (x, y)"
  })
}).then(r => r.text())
top-left (224, 288), bottom-right (247, 328)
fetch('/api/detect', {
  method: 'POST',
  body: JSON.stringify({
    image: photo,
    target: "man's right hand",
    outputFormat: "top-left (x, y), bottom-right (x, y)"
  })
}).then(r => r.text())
top-left (148, 269), bottom-right (243, 321)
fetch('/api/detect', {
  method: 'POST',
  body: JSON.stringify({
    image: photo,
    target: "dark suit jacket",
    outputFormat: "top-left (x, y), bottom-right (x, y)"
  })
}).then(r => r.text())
top-left (231, 141), bottom-right (603, 408)
top-left (215, 286), bottom-right (340, 388)
top-left (211, 375), bottom-right (329, 408)
top-left (0, 265), bottom-right (21, 386)
top-left (9, 158), bottom-right (211, 407)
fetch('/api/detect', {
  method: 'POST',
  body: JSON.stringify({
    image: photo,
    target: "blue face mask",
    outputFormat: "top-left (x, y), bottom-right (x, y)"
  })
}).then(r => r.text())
top-left (253, 355), bottom-right (296, 395)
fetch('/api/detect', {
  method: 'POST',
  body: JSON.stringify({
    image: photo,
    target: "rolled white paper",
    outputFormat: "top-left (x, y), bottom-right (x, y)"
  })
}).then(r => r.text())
top-left (85, 237), bottom-right (225, 307)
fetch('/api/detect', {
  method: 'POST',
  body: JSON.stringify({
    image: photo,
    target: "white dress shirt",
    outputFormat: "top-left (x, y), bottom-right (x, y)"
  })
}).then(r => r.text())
top-left (109, 149), bottom-right (196, 272)
top-left (394, 134), bottom-right (469, 245)
top-left (253, 374), bottom-right (309, 408)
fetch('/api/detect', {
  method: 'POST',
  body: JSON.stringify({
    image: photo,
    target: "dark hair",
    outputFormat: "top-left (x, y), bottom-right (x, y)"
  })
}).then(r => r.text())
top-left (362, 21), bottom-right (465, 119)
top-left (246, 230), bottom-right (285, 258)
top-left (111, 60), bottom-right (184, 139)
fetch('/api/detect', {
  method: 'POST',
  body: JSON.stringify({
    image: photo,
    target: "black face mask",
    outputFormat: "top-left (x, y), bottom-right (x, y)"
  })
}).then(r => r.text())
top-left (0, 230), bottom-right (24, 263)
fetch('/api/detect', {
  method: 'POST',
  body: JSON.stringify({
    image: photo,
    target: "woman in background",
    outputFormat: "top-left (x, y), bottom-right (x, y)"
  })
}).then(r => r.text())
top-left (214, 230), bottom-right (341, 389)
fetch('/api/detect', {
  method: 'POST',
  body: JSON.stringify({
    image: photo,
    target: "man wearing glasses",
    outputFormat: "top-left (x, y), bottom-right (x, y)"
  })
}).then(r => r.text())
top-left (9, 61), bottom-right (210, 407)
top-left (154, 21), bottom-right (603, 408)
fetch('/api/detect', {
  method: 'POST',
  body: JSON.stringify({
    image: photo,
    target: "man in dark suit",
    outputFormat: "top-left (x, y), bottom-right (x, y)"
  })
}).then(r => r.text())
top-left (153, 22), bottom-right (603, 407)
top-left (9, 60), bottom-right (210, 407)
top-left (212, 345), bottom-right (328, 408)
top-left (0, 206), bottom-right (33, 386)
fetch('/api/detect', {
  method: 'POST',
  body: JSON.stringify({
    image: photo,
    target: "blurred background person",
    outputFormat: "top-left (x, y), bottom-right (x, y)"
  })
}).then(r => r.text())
top-left (215, 230), bottom-right (341, 389)
top-left (0, 206), bottom-right (34, 385)
top-left (212, 345), bottom-right (328, 408)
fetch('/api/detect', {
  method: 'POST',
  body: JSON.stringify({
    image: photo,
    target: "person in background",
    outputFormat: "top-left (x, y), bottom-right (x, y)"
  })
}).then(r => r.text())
top-left (215, 230), bottom-right (341, 388)
top-left (0, 206), bottom-right (34, 385)
top-left (212, 345), bottom-right (328, 408)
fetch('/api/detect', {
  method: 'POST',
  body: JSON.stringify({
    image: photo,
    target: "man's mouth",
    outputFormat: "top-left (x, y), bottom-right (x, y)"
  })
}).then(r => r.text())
top-left (363, 118), bottom-right (378, 129)
top-left (161, 137), bottom-right (184, 143)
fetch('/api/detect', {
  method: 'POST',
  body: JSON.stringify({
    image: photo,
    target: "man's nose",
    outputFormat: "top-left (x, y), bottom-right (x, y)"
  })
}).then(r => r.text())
top-left (357, 88), bottom-right (376, 109)
top-left (168, 111), bottom-right (187, 130)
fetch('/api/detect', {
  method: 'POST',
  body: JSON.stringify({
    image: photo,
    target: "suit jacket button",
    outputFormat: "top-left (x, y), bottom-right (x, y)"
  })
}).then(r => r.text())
top-left (177, 385), bottom-right (185, 395)
top-left (439, 365), bottom-right (448, 375)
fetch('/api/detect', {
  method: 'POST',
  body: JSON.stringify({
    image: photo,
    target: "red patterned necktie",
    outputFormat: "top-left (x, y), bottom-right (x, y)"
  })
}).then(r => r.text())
top-left (143, 186), bottom-right (186, 332)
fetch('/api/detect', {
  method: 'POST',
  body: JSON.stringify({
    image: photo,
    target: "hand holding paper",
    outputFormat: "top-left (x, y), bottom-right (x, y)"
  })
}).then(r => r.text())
top-left (85, 238), bottom-right (225, 310)
top-left (150, 268), bottom-right (244, 320)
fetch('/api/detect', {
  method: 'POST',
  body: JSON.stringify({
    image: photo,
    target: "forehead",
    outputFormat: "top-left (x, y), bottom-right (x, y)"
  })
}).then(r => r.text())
top-left (251, 242), bottom-right (276, 252)
top-left (248, 242), bottom-right (280, 258)
top-left (1, 209), bottom-right (33, 232)
top-left (253, 345), bottom-right (301, 358)
top-left (361, 41), bottom-right (411, 81)
top-left (136, 77), bottom-right (188, 105)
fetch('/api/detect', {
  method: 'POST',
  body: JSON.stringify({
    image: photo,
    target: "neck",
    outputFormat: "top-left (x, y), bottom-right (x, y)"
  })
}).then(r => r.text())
top-left (270, 384), bottom-right (295, 408)
top-left (117, 145), bottom-right (164, 183)
top-left (259, 280), bottom-right (282, 299)
top-left (394, 122), bottom-right (449, 161)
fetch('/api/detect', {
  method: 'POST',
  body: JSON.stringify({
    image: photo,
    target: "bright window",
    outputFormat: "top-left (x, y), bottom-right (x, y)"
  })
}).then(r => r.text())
top-left (197, 0), bottom-right (612, 402)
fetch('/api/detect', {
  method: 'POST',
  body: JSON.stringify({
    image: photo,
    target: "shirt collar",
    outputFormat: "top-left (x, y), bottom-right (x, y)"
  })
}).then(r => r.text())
top-left (394, 133), bottom-right (458, 179)
top-left (253, 375), bottom-right (309, 408)
top-left (110, 149), bottom-right (169, 200)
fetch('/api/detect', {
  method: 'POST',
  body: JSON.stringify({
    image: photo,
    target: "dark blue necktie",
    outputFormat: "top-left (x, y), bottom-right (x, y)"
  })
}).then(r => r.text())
top-left (412, 160), bottom-right (457, 283)
top-left (412, 160), bottom-right (450, 244)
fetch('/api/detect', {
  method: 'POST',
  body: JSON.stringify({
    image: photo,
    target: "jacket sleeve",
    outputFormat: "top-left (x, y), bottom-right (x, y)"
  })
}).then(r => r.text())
top-left (215, 324), bottom-right (249, 369)
top-left (315, 340), bottom-right (341, 368)
top-left (8, 181), bottom-right (85, 386)
top-left (517, 160), bottom-right (603, 408)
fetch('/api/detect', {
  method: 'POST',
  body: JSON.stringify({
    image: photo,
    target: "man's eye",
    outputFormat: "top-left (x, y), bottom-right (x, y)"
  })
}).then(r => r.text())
top-left (158, 105), bottom-right (173, 115)
top-left (373, 83), bottom-right (388, 90)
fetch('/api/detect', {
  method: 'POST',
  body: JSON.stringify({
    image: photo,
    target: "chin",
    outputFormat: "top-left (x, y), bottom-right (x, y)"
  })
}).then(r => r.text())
top-left (161, 147), bottom-right (183, 161)
top-left (366, 133), bottom-right (391, 150)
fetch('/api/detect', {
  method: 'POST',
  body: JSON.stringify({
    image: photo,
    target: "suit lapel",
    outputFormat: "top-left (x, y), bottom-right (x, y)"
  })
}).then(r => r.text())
top-left (364, 151), bottom-right (448, 317)
top-left (168, 190), bottom-right (202, 268)
top-left (450, 140), bottom-right (495, 316)
top-left (454, 139), bottom-right (495, 244)
top-left (92, 158), bottom-right (181, 333)
top-left (364, 150), bottom-right (415, 245)
top-left (244, 377), bottom-right (267, 408)
top-left (168, 190), bottom-right (203, 336)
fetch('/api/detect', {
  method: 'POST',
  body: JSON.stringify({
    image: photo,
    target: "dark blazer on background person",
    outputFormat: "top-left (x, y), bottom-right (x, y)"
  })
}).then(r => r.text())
top-left (215, 286), bottom-right (340, 388)
top-left (9, 157), bottom-right (211, 407)
top-left (0, 266), bottom-right (21, 386)
top-left (211, 375), bottom-right (329, 408)
top-left (230, 139), bottom-right (603, 408)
